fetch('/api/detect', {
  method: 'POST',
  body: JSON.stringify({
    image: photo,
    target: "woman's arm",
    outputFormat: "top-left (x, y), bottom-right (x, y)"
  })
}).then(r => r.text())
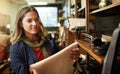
top-left (10, 44), bottom-right (30, 74)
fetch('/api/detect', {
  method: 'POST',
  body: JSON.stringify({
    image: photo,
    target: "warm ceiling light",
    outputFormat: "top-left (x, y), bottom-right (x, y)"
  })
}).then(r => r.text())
top-left (6, 24), bottom-right (10, 29)
top-left (28, 1), bottom-right (48, 5)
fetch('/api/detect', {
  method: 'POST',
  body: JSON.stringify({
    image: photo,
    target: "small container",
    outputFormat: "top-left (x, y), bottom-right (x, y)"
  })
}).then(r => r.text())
top-left (99, 0), bottom-right (108, 8)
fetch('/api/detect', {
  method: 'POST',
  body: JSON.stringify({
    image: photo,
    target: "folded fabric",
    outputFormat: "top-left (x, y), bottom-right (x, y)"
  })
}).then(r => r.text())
top-left (30, 42), bottom-right (78, 74)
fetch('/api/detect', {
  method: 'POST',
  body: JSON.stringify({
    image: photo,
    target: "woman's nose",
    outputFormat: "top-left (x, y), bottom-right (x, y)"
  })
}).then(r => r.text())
top-left (32, 21), bottom-right (37, 26)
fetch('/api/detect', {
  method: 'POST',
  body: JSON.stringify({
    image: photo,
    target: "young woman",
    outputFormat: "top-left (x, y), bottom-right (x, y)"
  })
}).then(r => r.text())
top-left (10, 5), bottom-right (80, 74)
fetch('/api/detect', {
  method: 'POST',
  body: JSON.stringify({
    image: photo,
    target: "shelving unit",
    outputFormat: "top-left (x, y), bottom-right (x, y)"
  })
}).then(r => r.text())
top-left (58, 9), bottom-right (65, 22)
top-left (86, 0), bottom-right (120, 35)
top-left (62, 0), bottom-right (87, 46)
top-left (65, 0), bottom-right (120, 46)
top-left (69, 0), bottom-right (86, 27)
top-left (68, 0), bottom-right (120, 37)
top-left (90, 2), bottom-right (120, 16)
top-left (67, 1), bottom-right (120, 73)
top-left (70, 0), bottom-right (84, 18)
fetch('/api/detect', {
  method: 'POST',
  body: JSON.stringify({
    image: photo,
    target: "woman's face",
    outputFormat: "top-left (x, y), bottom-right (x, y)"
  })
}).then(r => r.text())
top-left (21, 11), bottom-right (40, 37)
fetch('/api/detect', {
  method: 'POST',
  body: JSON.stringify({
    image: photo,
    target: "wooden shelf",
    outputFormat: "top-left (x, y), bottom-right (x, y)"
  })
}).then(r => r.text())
top-left (76, 0), bottom-right (81, 3)
top-left (90, 2), bottom-right (120, 16)
top-left (89, 4), bottom-right (99, 10)
top-left (77, 6), bottom-right (85, 12)
top-left (58, 17), bottom-right (66, 22)
top-left (77, 7), bottom-right (85, 18)
top-left (76, 39), bottom-right (104, 64)
top-left (58, 9), bottom-right (65, 14)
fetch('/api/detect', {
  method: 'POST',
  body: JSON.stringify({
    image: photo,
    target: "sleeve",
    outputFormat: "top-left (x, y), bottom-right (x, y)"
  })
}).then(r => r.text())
top-left (49, 39), bottom-right (62, 54)
top-left (10, 44), bottom-right (30, 74)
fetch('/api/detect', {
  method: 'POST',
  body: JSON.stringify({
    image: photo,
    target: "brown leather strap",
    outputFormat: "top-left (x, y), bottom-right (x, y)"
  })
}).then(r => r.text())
top-left (102, 28), bottom-right (120, 74)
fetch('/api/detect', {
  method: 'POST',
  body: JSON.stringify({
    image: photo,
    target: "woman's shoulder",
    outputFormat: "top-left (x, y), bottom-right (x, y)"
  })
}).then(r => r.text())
top-left (10, 40), bottom-right (27, 50)
top-left (11, 40), bottom-right (24, 46)
top-left (10, 40), bottom-right (30, 53)
top-left (10, 41), bottom-right (23, 54)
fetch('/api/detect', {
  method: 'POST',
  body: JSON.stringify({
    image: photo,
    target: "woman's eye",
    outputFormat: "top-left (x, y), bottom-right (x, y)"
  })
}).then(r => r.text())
top-left (27, 20), bottom-right (32, 22)
top-left (35, 18), bottom-right (39, 22)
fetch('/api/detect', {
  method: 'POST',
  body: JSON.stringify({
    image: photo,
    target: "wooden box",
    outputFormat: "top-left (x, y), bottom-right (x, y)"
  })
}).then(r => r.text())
top-left (112, 0), bottom-right (120, 4)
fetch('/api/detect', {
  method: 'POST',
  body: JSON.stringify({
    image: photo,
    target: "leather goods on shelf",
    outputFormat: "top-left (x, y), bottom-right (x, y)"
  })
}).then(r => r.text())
top-left (95, 42), bottom-right (110, 55)
top-left (92, 38), bottom-right (105, 46)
